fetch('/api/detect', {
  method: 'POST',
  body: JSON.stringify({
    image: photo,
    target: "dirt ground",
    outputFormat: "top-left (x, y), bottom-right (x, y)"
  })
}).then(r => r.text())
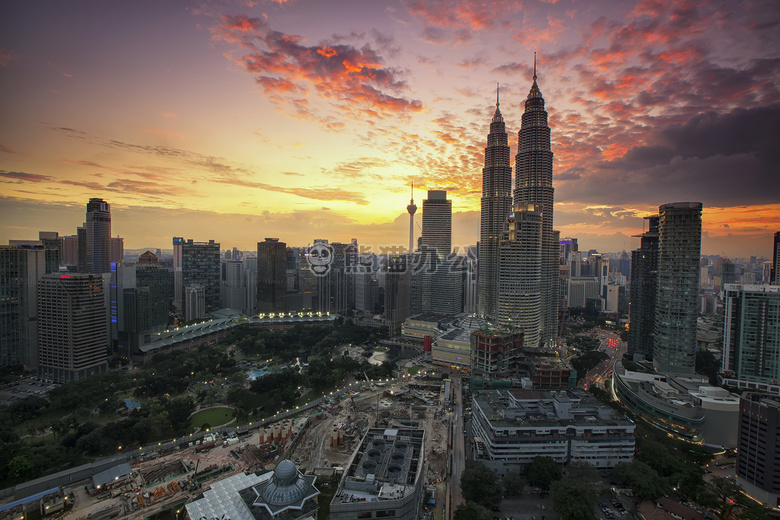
top-left (59, 376), bottom-right (450, 519)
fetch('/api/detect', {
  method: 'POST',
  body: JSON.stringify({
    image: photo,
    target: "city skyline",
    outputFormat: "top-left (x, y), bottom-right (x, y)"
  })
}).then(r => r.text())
top-left (1, 0), bottom-right (779, 257)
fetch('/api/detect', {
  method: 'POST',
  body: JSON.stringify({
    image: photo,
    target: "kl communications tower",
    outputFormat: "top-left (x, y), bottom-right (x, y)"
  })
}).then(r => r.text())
top-left (406, 183), bottom-right (417, 253)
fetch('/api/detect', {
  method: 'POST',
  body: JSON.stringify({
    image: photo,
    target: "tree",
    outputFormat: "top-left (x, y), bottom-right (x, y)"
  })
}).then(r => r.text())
top-left (567, 461), bottom-right (600, 488)
top-left (737, 501), bottom-right (772, 520)
top-left (525, 456), bottom-right (563, 492)
top-left (611, 460), bottom-right (667, 500)
top-left (453, 501), bottom-right (493, 520)
top-left (8, 454), bottom-right (33, 479)
top-left (572, 351), bottom-right (609, 382)
top-left (503, 472), bottom-right (525, 496)
top-left (695, 350), bottom-right (719, 385)
top-left (700, 476), bottom-right (743, 520)
top-left (551, 477), bottom-right (597, 520)
top-left (460, 461), bottom-right (502, 506)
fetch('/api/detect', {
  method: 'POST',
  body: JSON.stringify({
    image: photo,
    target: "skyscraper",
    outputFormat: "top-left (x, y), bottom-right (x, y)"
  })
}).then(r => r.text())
top-left (38, 273), bottom-right (108, 382)
top-left (85, 198), bottom-right (112, 274)
top-left (111, 236), bottom-right (124, 265)
top-left (0, 244), bottom-right (47, 368)
top-left (407, 184), bottom-right (417, 254)
top-left (384, 255), bottom-right (410, 336)
top-left (736, 394), bottom-right (780, 506)
top-left (421, 190), bottom-right (452, 259)
top-left (627, 215), bottom-right (659, 362)
top-left (513, 62), bottom-right (558, 346)
top-left (722, 284), bottom-right (780, 386)
top-left (498, 204), bottom-right (542, 348)
top-left (773, 231), bottom-right (780, 285)
top-left (653, 202), bottom-right (703, 375)
top-left (478, 86), bottom-right (513, 318)
top-left (257, 238), bottom-right (287, 313)
top-left (173, 238), bottom-right (221, 319)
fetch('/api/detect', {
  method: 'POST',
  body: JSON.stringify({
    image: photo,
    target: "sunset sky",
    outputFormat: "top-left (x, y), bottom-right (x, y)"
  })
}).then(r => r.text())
top-left (1, 0), bottom-right (778, 258)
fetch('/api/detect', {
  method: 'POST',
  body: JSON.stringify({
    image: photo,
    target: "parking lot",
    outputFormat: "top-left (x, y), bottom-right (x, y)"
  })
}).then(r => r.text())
top-left (0, 377), bottom-right (57, 404)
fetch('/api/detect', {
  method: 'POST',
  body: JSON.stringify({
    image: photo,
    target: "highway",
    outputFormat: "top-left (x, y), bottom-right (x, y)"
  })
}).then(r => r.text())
top-left (580, 330), bottom-right (626, 391)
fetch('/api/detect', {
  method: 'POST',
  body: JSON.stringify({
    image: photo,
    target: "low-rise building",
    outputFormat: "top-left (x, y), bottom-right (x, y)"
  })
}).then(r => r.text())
top-left (470, 389), bottom-right (635, 474)
top-left (185, 460), bottom-right (319, 520)
top-left (330, 428), bottom-right (425, 520)
top-left (614, 369), bottom-right (739, 447)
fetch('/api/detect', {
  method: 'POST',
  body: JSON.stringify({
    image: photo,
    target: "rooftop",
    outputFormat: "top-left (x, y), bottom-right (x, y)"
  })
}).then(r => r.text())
top-left (474, 389), bottom-right (632, 429)
top-left (333, 428), bottom-right (424, 505)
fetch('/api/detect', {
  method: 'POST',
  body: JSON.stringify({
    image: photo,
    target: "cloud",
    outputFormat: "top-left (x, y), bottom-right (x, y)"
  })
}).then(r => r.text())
top-left (557, 105), bottom-right (780, 207)
top-left (211, 15), bottom-right (423, 127)
top-left (419, 26), bottom-right (471, 45)
top-left (211, 176), bottom-right (369, 205)
top-left (0, 144), bottom-right (28, 156)
top-left (0, 170), bottom-right (54, 183)
top-left (59, 179), bottom-right (105, 190)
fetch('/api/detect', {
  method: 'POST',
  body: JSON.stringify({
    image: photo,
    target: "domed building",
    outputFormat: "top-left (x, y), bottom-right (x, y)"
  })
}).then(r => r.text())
top-left (185, 459), bottom-right (319, 520)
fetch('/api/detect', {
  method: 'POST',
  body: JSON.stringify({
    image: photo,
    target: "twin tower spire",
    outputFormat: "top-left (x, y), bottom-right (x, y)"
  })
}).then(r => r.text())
top-left (478, 53), bottom-right (558, 348)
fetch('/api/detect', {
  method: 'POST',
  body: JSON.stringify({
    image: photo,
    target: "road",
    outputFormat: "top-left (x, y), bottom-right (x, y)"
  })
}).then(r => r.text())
top-left (446, 376), bottom-right (466, 519)
top-left (581, 331), bottom-right (626, 391)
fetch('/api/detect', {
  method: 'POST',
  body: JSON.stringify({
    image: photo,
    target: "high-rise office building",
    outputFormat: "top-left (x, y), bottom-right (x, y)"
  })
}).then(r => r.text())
top-left (498, 204), bottom-right (542, 348)
top-left (135, 253), bottom-right (171, 330)
top-left (421, 190), bottom-right (452, 259)
top-left (478, 87), bottom-right (513, 318)
top-left (653, 202), bottom-right (703, 375)
top-left (76, 226), bottom-right (87, 272)
top-left (221, 259), bottom-right (246, 312)
top-left (38, 231), bottom-right (61, 272)
top-left (62, 234), bottom-right (79, 267)
top-left (773, 231), bottom-right (780, 285)
top-left (627, 216), bottom-right (659, 362)
top-left (429, 258), bottom-right (463, 314)
top-left (0, 245), bottom-right (47, 368)
top-left (112, 259), bottom-right (171, 358)
top-left (85, 198), bottom-right (112, 274)
top-left (384, 255), bottom-right (410, 336)
top-left (38, 273), bottom-right (108, 382)
top-left (723, 284), bottom-right (780, 386)
top-left (736, 393), bottom-right (780, 507)
top-left (257, 238), bottom-right (287, 314)
top-left (173, 238), bottom-right (221, 319)
top-left (355, 270), bottom-right (379, 313)
top-left (111, 236), bottom-right (124, 265)
top-left (184, 285), bottom-right (206, 322)
top-left (514, 63), bottom-right (558, 347)
top-left (560, 237), bottom-right (578, 266)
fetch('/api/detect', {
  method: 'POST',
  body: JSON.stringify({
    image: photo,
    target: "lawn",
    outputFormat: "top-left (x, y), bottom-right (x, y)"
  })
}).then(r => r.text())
top-left (190, 406), bottom-right (234, 429)
top-left (407, 365), bottom-right (423, 376)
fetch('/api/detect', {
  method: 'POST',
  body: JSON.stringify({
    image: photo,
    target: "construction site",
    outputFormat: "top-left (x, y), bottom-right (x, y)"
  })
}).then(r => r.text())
top-left (21, 373), bottom-right (452, 520)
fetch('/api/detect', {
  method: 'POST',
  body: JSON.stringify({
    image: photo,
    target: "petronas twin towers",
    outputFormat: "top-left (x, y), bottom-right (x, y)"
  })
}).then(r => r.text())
top-left (478, 68), bottom-right (558, 348)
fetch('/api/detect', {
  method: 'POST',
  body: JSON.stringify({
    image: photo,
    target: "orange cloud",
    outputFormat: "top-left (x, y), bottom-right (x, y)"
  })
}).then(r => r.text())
top-left (317, 46), bottom-right (337, 58)
top-left (213, 14), bottom-right (423, 126)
